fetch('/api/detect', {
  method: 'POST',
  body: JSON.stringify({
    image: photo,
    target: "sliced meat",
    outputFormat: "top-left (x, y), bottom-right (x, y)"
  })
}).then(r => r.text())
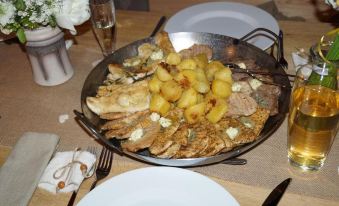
top-left (173, 123), bottom-right (210, 159)
top-left (199, 133), bottom-right (225, 157)
top-left (242, 107), bottom-right (270, 136)
top-left (257, 84), bottom-right (281, 96)
top-left (226, 93), bottom-right (258, 117)
top-left (179, 44), bottom-right (213, 60)
top-left (100, 112), bottom-right (132, 120)
top-left (149, 109), bottom-right (183, 155)
top-left (155, 31), bottom-right (176, 54)
top-left (101, 110), bottom-right (149, 129)
top-left (121, 116), bottom-right (161, 152)
top-left (156, 143), bottom-right (181, 159)
top-left (232, 81), bottom-right (253, 96)
top-left (251, 90), bottom-right (279, 116)
top-left (138, 43), bottom-right (157, 60)
top-left (232, 73), bottom-right (249, 81)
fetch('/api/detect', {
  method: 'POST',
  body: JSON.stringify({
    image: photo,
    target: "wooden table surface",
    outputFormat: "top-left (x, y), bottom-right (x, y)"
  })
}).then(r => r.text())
top-left (0, 0), bottom-right (338, 205)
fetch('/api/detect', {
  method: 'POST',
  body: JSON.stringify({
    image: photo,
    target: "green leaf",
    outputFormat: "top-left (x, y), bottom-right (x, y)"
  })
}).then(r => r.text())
top-left (326, 33), bottom-right (339, 61)
top-left (16, 28), bottom-right (26, 43)
top-left (14, 0), bottom-right (26, 10)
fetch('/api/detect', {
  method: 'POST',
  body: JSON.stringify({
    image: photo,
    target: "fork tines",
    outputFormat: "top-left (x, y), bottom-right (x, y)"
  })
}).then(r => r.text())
top-left (98, 147), bottom-right (113, 172)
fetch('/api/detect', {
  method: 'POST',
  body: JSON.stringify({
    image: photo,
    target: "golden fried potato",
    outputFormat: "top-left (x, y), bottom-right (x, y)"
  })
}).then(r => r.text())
top-left (214, 67), bottom-right (233, 84)
top-left (166, 52), bottom-right (181, 65)
top-left (177, 88), bottom-right (198, 109)
top-left (206, 102), bottom-right (228, 123)
top-left (156, 64), bottom-right (172, 81)
top-left (177, 58), bottom-right (197, 70)
top-left (181, 69), bottom-right (197, 84)
top-left (148, 76), bottom-right (163, 93)
top-left (184, 102), bottom-right (206, 123)
top-left (195, 68), bottom-right (208, 82)
top-left (193, 81), bottom-right (210, 94)
top-left (160, 80), bottom-right (183, 102)
top-left (193, 53), bottom-right (208, 69)
top-left (150, 93), bottom-right (171, 115)
top-left (211, 79), bottom-right (232, 98)
top-left (205, 61), bottom-right (224, 81)
top-left (196, 94), bottom-right (205, 103)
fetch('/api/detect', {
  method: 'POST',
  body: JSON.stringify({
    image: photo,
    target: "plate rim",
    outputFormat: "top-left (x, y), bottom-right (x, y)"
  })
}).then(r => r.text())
top-left (77, 167), bottom-right (240, 206)
top-left (164, 1), bottom-right (279, 50)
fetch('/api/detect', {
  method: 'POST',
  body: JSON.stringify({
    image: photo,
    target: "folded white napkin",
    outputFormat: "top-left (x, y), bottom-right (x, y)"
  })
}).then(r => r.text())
top-left (38, 150), bottom-right (96, 194)
top-left (0, 132), bottom-right (59, 206)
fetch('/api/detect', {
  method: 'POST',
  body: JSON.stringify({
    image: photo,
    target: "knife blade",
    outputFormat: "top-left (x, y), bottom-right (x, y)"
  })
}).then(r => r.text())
top-left (262, 178), bottom-right (292, 206)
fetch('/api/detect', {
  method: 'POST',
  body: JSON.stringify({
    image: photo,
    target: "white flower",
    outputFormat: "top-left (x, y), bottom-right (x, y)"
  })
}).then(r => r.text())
top-left (0, 1), bottom-right (16, 26)
top-left (0, 26), bottom-right (12, 34)
top-left (325, 0), bottom-right (339, 10)
top-left (54, 0), bottom-right (90, 35)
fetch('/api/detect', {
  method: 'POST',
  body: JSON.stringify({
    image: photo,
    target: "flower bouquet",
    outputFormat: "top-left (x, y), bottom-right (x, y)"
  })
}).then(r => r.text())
top-left (0, 0), bottom-right (90, 43)
top-left (0, 0), bottom-right (91, 86)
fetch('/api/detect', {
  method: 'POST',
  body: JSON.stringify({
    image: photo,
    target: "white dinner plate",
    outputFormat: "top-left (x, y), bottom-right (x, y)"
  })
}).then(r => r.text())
top-left (164, 2), bottom-right (279, 50)
top-left (77, 167), bottom-right (240, 206)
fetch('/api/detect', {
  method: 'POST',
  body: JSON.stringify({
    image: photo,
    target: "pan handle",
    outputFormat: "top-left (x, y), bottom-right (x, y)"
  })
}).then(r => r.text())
top-left (73, 110), bottom-right (123, 155)
top-left (240, 28), bottom-right (285, 69)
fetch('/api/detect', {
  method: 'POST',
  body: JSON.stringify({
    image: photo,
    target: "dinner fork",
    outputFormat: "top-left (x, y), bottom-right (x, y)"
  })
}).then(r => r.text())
top-left (67, 147), bottom-right (97, 206)
top-left (89, 147), bottom-right (113, 191)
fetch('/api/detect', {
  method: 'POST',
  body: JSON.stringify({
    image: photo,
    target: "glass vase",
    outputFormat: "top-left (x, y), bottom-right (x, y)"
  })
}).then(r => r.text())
top-left (25, 26), bottom-right (74, 86)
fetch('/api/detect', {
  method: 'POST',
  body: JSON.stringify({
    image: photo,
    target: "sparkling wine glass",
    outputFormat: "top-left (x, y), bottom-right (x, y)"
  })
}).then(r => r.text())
top-left (89, 0), bottom-right (117, 56)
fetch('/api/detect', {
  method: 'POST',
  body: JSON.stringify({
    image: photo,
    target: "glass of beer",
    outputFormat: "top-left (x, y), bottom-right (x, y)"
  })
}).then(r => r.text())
top-left (287, 58), bottom-right (338, 171)
top-left (89, 0), bottom-right (117, 56)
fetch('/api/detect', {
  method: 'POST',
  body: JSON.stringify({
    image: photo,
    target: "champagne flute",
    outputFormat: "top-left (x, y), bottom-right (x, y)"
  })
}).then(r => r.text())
top-left (89, 0), bottom-right (117, 56)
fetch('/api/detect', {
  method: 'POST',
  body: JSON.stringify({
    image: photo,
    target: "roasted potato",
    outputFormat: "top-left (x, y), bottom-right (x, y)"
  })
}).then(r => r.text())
top-left (150, 93), bottom-right (171, 115)
top-left (205, 61), bottom-right (224, 81)
top-left (166, 52), bottom-right (181, 65)
top-left (181, 69), bottom-right (197, 85)
top-left (193, 81), bottom-right (210, 94)
top-left (196, 93), bottom-right (205, 103)
top-left (177, 58), bottom-right (197, 70)
top-left (193, 53), bottom-right (208, 69)
top-left (195, 68), bottom-right (208, 82)
top-left (184, 102), bottom-right (206, 124)
top-left (206, 101), bottom-right (228, 123)
top-left (156, 64), bottom-right (172, 81)
top-left (160, 80), bottom-right (183, 102)
top-left (211, 79), bottom-right (232, 98)
top-left (177, 87), bottom-right (198, 108)
top-left (148, 75), bottom-right (163, 93)
top-left (214, 67), bottom-right (233, 84)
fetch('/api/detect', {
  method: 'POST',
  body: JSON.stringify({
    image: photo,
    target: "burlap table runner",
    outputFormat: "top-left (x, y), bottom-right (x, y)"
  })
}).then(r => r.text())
top-left (1, 29), bottom-right (338, 201)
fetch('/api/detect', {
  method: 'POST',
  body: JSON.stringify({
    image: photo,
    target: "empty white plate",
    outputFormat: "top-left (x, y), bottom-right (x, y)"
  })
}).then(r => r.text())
top-left (164, 2), bottom-right (279, 50)
top-left (77, 167), bottom-right (240, 206)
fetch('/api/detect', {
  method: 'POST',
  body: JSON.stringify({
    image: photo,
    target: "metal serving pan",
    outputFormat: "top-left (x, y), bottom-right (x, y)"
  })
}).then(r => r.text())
top-left (76, 30), bottom-right (291, 167)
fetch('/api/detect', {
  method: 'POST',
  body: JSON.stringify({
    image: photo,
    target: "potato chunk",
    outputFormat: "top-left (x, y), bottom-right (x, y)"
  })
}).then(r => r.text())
top-left (166, 52), bottom-right (181, 65)
top-left (150, 94), bottom-right (171, 115)
top-left (160, 80), bottom-right (183, 102)
top-left (193, 81), bottom-right (210, 94)
top-left (205, 61), bottom-right (224, 81)
top-left (156, 64), bottom-right (172, 81)
top-left (184, 102), bottom-right (206, 124)
top-left (148, 76), bottom-right (163, 93)
top-left (193, 53), bottom-right (208, 69)
top-left (211, 79), bottom-right (232, 98)
top-left (206, 102), bottom-right (228, 123)
top-left (177, 88), bottom-right (198, 109)
top-left (214, 67), bottom-right (233, 84)
top-left (177, 58), bottom-right (197, 70)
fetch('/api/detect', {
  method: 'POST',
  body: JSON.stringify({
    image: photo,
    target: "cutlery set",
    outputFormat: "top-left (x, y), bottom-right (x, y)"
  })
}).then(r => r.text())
top-left (67, 147), bottom-right (113, 206)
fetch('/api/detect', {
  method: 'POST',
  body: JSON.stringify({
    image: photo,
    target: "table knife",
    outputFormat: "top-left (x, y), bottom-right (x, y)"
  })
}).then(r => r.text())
top-left (262, 178), bottom-right (292, 206)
